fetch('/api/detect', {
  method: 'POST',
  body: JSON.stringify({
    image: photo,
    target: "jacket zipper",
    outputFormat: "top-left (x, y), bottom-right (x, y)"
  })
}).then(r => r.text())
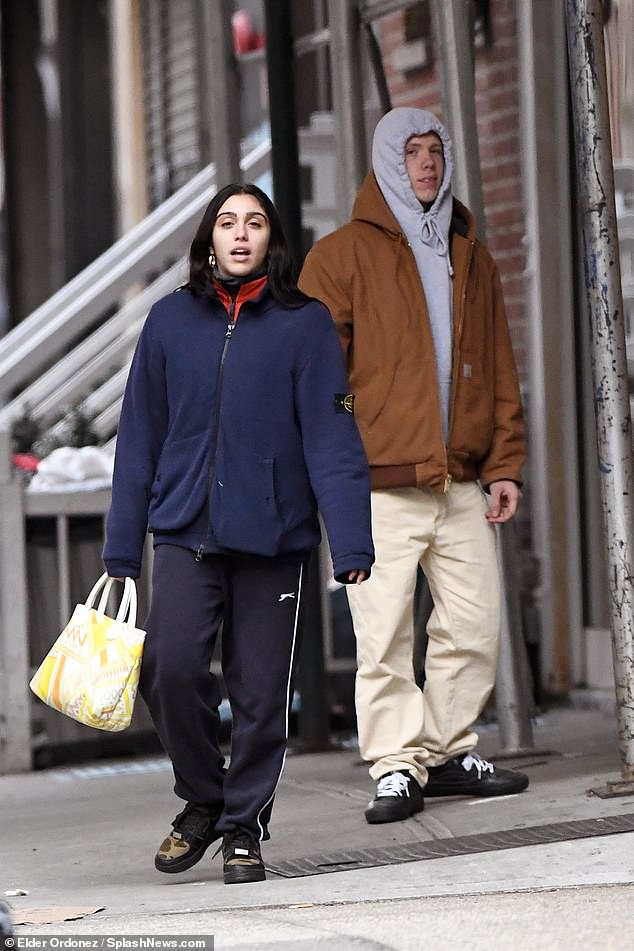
top-left (403, 233), bottom-right (459, 495)
top-left (196, 297), bottom-right (237, 560)
top-left (453, 239), bottom-right (474, 354)
top-left (443, 238), bottom-right (475, 493)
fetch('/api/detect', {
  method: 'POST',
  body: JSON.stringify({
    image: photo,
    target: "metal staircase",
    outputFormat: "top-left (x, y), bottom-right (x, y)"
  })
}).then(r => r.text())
top-left (0, 139), bottom-right (272, 440)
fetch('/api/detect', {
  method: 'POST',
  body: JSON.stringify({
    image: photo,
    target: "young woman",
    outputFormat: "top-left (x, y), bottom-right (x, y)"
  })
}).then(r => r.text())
top-left (103, 183), bottom-right (374, 885)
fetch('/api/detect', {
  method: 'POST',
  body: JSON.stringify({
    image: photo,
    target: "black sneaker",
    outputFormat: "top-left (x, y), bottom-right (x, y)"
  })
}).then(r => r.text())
top-left (154, 802), bottom-right (222, 873)
top-left (222, 828), bottom-right (266, 884)
top-left (364, 770), bottom-right (425, 824)
top-left (425, 752), bottom-right (529, 797)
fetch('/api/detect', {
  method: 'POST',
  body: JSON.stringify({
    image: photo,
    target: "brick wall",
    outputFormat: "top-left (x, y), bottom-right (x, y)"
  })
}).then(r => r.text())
top-left (376, 0), bottom-right (527, 379)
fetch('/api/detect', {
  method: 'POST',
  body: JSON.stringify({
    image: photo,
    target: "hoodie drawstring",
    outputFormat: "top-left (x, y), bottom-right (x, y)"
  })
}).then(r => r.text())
top-left (420, 215), bottom-right (454, 278)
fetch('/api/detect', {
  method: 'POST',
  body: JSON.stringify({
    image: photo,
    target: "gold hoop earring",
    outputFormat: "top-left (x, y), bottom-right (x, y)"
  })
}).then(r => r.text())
top-left (209, 250), bottom-right (216, 268)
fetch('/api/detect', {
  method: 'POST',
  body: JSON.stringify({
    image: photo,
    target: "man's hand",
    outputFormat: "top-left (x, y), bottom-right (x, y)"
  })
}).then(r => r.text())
top-left (485, 480), bottom-right (521, 523)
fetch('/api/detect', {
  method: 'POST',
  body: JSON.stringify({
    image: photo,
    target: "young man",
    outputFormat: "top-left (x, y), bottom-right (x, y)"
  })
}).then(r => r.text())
top-left (299, 107), bottom-right (529, 824)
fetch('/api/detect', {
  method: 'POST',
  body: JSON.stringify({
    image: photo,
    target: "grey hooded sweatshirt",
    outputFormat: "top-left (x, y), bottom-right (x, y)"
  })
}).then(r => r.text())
top-left (372, 107), bottom-right (455, 439)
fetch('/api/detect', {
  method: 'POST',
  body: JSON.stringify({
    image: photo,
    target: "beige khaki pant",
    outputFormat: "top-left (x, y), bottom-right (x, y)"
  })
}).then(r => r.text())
top-left (346, 483), bottom-right (500, 785)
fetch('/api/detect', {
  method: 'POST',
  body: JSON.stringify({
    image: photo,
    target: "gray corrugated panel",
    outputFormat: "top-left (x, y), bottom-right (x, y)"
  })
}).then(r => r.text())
top-left (265, 813), bottom-right (634, 878)
top-left (141, 0), bottom-right (201, 208)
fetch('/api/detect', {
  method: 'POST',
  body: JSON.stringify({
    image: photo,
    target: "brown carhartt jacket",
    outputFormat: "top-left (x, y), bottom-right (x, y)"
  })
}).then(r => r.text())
top-left (299, 171), bottom-right (526, 493)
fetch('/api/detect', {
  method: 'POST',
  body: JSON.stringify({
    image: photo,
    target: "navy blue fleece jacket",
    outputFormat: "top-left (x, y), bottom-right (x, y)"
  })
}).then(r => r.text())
top-left (103, 284), bottom-right (374, 581)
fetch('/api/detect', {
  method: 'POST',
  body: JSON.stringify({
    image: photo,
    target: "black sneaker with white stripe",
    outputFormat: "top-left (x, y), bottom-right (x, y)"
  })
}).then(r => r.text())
top-left (425, 752), bottom-right (529, 797)
top-left (365, 770), bottom-right (425, 824)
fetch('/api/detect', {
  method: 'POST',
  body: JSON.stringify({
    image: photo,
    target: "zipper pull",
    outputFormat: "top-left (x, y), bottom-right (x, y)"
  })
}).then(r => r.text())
top-left (225, 321), bottom-right (234, 338)
top-left (228, 297), bottom-right (236, 330)
top-left (195, 545), bottom-right (204, 562)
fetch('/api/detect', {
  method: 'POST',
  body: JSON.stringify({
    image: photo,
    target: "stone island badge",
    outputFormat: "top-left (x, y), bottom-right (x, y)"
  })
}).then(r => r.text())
top-left (334, 393), bottom-right (355, 414)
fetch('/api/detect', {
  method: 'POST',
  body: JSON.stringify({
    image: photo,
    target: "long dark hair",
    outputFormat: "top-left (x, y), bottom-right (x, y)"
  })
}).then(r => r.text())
top-left (187, 182), bottom-right (309, 308)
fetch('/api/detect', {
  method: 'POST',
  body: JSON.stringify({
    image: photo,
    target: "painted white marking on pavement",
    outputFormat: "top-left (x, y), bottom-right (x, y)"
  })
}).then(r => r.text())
top-left (51, 757), bottom-right (171, 782)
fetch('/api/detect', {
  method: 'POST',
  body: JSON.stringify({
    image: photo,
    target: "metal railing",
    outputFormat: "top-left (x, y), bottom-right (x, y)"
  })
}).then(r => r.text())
top-left (0, 139), bottom-right (272, 429)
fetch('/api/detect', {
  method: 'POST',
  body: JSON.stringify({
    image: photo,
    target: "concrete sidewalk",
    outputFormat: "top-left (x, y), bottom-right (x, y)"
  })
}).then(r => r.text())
top-left (2, 704), bottom-right (634, 950)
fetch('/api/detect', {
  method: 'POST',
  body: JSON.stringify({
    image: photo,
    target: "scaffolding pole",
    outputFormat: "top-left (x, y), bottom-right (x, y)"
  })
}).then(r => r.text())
top-left (263, 0), bottom-right (303, 265)
top-left (198, 0), bottom-right (241, 186)
top-left (565, 0), bottom-right (634, 785)
top-left (434, 0), bottom-right (535, 752)
top-left (327, 0), bottom-right (368, 221)
top-left (264, 0), bottom-right (329, 747)
top-left (434, 0), bottom-right (485, 239)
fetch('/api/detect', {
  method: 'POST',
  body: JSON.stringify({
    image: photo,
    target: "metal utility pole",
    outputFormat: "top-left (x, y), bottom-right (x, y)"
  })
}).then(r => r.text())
top-left (434, 0), bottom-right (534, 751)
top-left (361, 19), bottom-right (392, 116)
top-left (37, 0), bottom-right (66, 291)
top-left (327, 0), bottom-right (368, 221)
top-left (495, 523), bottom-right (537, 753)
top-left (198, 0), bottom-right (241, 187)
top-left (0, 431), bottom-right (31, 774)
top-left (263, 0), bottom-right (303, 269)
top-left (565, 0), bottom-right (634, 786)
top-left (433, 0), bottom-right (486, 239)
top-left (263, 1), bottom-right (329, 746)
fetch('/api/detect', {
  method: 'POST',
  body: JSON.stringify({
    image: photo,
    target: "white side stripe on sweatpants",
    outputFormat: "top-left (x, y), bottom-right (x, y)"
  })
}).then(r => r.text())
top-left (256, 561), bottom-right (304, 840)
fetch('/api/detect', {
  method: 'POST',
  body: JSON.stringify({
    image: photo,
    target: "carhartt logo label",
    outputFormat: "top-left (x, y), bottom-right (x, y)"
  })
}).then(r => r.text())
top-left (278, 592), bottom-right (296, 602)
top-left (463, 363), bottom-right (472, 378)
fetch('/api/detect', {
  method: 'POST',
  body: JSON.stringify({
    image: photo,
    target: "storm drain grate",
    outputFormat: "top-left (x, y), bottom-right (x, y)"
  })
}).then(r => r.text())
top-left (266, 813), bottom-right (634, 878)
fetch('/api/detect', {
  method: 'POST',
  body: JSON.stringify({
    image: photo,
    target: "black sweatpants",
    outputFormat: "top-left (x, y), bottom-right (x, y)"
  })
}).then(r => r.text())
top-left (138, 543), bottom-right (306, 839)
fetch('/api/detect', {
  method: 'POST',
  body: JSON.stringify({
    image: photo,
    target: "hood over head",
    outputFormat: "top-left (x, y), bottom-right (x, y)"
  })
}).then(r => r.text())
top-left (371, 107), bottom-right (454, 267)
top-left (371, 108), bottom-right (456, 441)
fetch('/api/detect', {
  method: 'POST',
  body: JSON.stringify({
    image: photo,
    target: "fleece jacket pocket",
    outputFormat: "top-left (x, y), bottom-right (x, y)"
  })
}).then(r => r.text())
top-left (211, 438), bottom-right (283, 556)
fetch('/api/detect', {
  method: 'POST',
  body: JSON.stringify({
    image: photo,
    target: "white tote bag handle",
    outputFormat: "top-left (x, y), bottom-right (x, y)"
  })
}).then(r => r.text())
top-left (122, 577), bottom-right (138, 627)
top-left (87, 573), bottom-right (114, 613)
top-left (86, 573), bottom-right (138, 626)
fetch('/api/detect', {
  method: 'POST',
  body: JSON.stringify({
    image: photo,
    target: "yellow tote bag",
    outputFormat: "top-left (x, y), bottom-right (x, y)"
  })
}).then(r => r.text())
top-left (30, 574), bottom-right (146, 732)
